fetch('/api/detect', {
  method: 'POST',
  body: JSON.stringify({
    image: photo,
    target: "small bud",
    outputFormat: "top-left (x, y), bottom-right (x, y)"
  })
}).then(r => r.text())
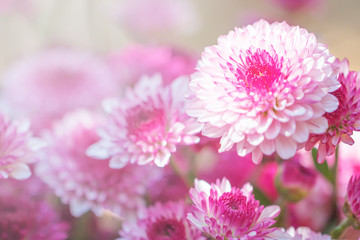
top-left (345, 174), bottom-right (360, 229)
top-left (275, 159), bottom-right (317, 202)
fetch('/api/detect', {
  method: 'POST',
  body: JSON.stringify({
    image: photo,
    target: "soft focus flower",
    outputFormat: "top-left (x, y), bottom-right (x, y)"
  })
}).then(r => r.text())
top-left (119, 201), bottom-right (204, 240)
top-left (114, 0), bottom-right (199, 37)
top-left (0, 179), bottom-right (69, 240)
top-left (199, 149), bottom-right (256, 188)
top-left (0, 0), bottom-right (33, 15)
top-left (1, 48), bottom-right (117, 133)
top-left (187, 177), bottom-right (289, 239)
top-left (147, 165), bottom-right (189, 203)
top-left (87, 75), bottom-right (202, 168)
top-left (270, 0), bottom-right (322, 11)
top-left (287, 175), bottom-right (333, 231)
top-left (0, 113), bottom-right (41, 180)
top-left (275, 158), bottom-right (317, 202)
top-left (36, 109), bottom-right (159, 217)
top-left (108, 45), bottom-right (197, 87)
top-left (306, 59), bottom-right (360, 163)
top-left (285, 227), bottom-right (331, 240)
top-left (256, 161), bottom-right (279, 201)
top-left (344, 174), bottom-right (360, 224)
top-left (337, 133), bottom-right (360, 215)
top-left (187, 19), bottom-right (339, 164)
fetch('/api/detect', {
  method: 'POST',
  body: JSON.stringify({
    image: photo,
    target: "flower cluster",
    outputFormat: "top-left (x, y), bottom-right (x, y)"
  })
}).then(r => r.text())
top-left (1, 14), bottom-right (360, 240)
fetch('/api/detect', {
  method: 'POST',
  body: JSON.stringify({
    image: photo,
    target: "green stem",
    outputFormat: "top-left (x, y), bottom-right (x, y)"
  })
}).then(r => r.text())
top-left (169, 157), bottom-right (192, 188)
top-left (274, 197), bottom-right (287, 228)
top-left (330, 217), bottom-right (354, 239)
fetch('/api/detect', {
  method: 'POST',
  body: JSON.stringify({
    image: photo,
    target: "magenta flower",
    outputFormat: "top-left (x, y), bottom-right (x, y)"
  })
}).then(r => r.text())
top-left (306, 59), bottom-right (360, 163)
top-left (36, 109), bottom-right (159, 217)
top-left (108, 45), bottom-right (197, 86)
top-left (187, 19), bottom-right (339, 164)
top-left (345, 174), bottom-right (360, 222)
top-left (119, 201), bottom-right (204, 240)
top-left (87, 75), bottom-right (202, 168)
top-left (0, 113), bottom-right (41, 180)
top-left (187, 178), bottom-right (290, 239)
top-left (0, 181), bottom-right (69, 240)
top-left (285, 227), bottom-right (331, 240)
top-left (1, 48), bottom-right (117, 133)
top-left (270, 0), bottom-right (322, 11)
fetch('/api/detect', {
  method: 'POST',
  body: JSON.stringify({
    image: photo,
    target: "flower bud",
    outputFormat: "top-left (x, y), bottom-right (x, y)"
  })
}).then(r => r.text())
top-left (344, 174), bottom-right (360, 229)
top-left (275, 159), bottom-right (317, 202)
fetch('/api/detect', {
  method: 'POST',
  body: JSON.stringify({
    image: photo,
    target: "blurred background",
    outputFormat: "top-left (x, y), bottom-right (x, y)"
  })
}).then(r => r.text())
top-left (0, 0), bottom-right (359, 74)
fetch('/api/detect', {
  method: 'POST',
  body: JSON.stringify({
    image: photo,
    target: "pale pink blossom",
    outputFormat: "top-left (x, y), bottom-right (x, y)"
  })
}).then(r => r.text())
top-left (306, 59), bottom-right (360, 163)
top-left (0, 113), bottom-right (41, 180)
top-left (187, 19), bottom-right (339, 164)
top-left (0, 179), bottom-right (69, 240)
top-left (87, 75), bottom-right (202, 168)
top-left (1, 48), bottom-right (117, 134)
top-left (285, 227), bottom-right (331, 240)
top-left (187, 177), bottom-right (290, 239)
top-left (119, 201), bottom-right (205, 240)
top-left (36, 109), bottom-right (159, 218)
top-left (108, 45), bottom-right (197, 86)
top-left (114, 0), bottom-right (199, 37)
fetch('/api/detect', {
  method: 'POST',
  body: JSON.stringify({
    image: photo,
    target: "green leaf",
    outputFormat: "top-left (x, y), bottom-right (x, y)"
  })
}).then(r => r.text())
top-left (252, 185), bottom-right (272, 206)
top-left (312, 148), bottom-right (335, 185)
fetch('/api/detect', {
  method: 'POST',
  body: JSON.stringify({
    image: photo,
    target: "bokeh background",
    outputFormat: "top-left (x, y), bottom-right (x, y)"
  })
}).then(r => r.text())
top-left (0, 0), bottom-right (359, 74)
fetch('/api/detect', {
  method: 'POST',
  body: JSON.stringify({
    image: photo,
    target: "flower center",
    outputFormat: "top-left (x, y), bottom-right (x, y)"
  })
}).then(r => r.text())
top-left (146, 218), bottom-right (186, 240)
top-left (218, 191), bottom-right (257, 228)
top-left (126, 102), bottom-right (166, 139)
top-left (231, 49), bottom-right (284, 95)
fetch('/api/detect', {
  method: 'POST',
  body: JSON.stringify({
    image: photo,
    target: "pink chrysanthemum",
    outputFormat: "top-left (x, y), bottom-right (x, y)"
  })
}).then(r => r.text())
top-left (108, 45), bottom-right (197, 86)
top-left (285, 227), bottom-right (331, 240)
top-left (36, 109), bottom-right (159, 217)
top-left (187, 19), bottom-right (339, 164)
top-left (306, 59), bottom-right (360, 163)
top-left (345, 174), bottom-right (360, 222)
top-left (119, 201), bottom-right (205, 240)
top-left (0, 180), bottom-right (69, 240)
top-left (1, 48), bottom-right (117, 133)
top-left (0, 113), bottom-right (41, 180)
top-left (87, 75), bottom-right (202, 168)
top-left (187, 177), bottom-right (290, 239)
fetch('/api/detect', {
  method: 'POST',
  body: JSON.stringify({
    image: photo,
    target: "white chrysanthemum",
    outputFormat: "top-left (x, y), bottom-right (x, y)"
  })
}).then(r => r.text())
top-left (187, 19), bottom-right (340, 164)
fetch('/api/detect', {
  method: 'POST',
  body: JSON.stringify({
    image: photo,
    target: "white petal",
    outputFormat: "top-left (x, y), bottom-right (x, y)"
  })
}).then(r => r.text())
top-left (10, 163), bottom-right (31, 180)
top-left (259, 139), bottom-right (276, 155)
top-left (275, 135), bottom-right (297, 159)
top-left (322, 93), bottom-right (339, 113)
top-left (292, 122), bottom-right (309, 143)
top-left (307, 117), bottom-right (328, 134)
